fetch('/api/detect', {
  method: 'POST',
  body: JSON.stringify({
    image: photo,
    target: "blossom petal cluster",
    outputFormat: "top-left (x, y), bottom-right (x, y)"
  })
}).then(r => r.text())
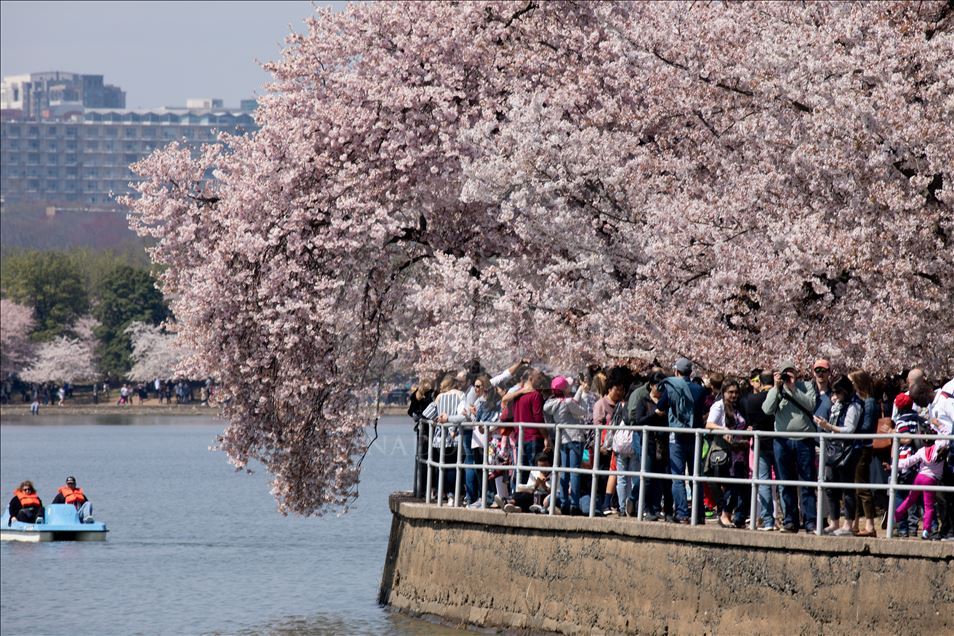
top-left (123, 1), bottom-right (954, 515)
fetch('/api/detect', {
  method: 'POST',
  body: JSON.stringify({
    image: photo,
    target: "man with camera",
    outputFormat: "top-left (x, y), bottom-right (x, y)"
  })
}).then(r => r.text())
top-left (762, 360), bottom-right (818, 533)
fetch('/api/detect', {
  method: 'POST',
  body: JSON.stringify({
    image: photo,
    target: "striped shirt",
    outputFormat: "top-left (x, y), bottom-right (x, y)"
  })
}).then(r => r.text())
top-left (422, 390), bottom-right (465, 448)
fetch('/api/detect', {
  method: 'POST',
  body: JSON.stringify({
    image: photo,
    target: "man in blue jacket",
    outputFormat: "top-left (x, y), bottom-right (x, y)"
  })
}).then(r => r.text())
top-left (655, 357), bottom-right (706, 524)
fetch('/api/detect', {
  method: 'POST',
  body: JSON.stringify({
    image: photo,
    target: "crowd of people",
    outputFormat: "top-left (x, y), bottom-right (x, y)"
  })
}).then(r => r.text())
top-left (408, 358), bottom-right (954, 541)
top-left (0, 376), bottom-right (217, 413)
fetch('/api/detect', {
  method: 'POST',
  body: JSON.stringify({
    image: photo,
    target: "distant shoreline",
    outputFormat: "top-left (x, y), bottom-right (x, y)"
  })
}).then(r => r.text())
top-left (0, 403), bottom-right (410, 421)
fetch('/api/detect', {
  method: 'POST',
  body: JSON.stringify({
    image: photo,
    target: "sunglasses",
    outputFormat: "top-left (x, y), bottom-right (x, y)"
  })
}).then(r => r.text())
top-left (814, 368), bottom-right (829, 373)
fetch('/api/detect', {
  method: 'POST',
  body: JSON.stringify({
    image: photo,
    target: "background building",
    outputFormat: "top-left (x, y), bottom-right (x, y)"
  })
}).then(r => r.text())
top-left (1, 71), bottom-right (125, 120)
top-left (1, 105), bottom-right (256, 207)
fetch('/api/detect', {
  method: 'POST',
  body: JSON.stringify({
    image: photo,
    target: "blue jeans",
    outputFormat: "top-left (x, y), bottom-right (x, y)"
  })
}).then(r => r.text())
top-left (559, 441), bottom-right (583, 510)
top-left (616, 434), bottom-right (642, 510)
top-left (773, 437), bottom-right (818, 530)
top-left (519, 437), bottom-right (543, 486)
top-left (757, 448), bottom-right (778, 528)
top-left (460, 428), bottom-right (479, 504)
top-left (669, 432), bottom-right (696, 522)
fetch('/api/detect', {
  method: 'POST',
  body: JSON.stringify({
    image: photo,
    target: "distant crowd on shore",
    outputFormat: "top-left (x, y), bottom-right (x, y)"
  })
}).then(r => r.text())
top-left (1, 376), bottom-right (216, 412)
top-left (408, 358), bottom-right (954, 541)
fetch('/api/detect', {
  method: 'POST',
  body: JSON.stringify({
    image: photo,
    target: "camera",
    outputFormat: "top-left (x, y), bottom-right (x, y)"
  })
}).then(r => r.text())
top-left (780, 372), bottom-right (793, 384)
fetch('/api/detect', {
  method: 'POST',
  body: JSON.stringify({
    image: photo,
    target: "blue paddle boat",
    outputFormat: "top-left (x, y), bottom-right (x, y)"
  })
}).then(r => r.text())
top-left (2, 504), bottom-right (108, 542)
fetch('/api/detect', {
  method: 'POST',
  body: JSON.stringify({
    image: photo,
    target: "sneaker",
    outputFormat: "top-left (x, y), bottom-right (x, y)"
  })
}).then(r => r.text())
top-left (664, 514), bottom-right (675, 524)
top-left (604, 508), bottom-right (618, 517)
top-left (780, 524), bottom-right (796, 534)
top-left (625, 498), bottom-right (636, 518)
top-left (642, 511), bottom-right (659, 522)
top-left (503, 503), bottom-right (519, 514)
top-left (941, 535), bottom-right (954, 542)
top-left (493, 495), bottom-right (505, 510)
top-left (833, 527), bottom-right (853, 536)
top-left (758, 524), bottom-right (776, 532)
top-left (83, 517), bottom-right (95, 524)
top-left (921, 530), bottom-right (930, 540)
top-left (468, 500), bottom-right (484, 510)
top-left (705, 509), bottom-right (716, 519)
top-left (528, 504), bottom-right (545, 514)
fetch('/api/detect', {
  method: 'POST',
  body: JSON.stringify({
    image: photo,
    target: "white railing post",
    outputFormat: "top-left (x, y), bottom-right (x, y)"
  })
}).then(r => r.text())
top-left (516, 424), bottom-right (525, 488)
top-left (637, 427), bottom-right (649, 519)
top-left (590, 425), bottom-right (599, 518)
top-left (750, 434), bottom-right (760, 531)
top-left (887, 435), bottom-right (899, 538)
top-left (816, 436), bottom-right (825, 536)
top-left (550, 423), bottom-right (562, 515)
top-left (454, 423), bottom-right (464, 507)
top-left (691, 429), bottom-right (702, 526)
top-left (480, 425), bottom-right (489, 510)
top-left (425, 420), bottom-right (433, 505)
top-left (437, 424), bottom-right (446, 507)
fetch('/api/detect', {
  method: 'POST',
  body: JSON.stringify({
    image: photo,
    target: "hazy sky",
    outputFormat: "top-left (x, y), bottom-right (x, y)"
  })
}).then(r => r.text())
top-left (1, 1), bottom-right (347, 109)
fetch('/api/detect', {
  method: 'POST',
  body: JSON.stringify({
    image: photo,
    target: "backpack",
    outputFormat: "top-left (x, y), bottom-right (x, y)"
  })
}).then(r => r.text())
top-left (612, 401), bottom-right (635, 457)
top-left (659, 377), bottom-right (695, 429)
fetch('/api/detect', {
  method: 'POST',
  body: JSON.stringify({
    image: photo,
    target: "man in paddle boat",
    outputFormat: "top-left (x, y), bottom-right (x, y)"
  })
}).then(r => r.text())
top-left (52, 476), bottom-right (95, 523)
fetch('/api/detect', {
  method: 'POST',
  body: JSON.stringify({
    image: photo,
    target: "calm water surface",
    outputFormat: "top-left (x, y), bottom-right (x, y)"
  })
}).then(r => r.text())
top-left (0, 415), bottom-right (459, 636)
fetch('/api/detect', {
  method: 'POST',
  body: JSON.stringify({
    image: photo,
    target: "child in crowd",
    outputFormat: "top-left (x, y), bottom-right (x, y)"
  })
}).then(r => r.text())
top-left (888, 439), bottom-right (947, 540)
top-left (500, 451), bottom-right (554, 514)
top-left (892, 393), bottom-right (923, 537)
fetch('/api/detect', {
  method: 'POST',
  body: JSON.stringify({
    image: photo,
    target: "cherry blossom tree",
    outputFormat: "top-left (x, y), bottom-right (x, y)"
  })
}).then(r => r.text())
top-left (126, 322), bottom-right (189, 382)
top-left (20, 335), bottom-right (97, 385)
top-left (1, 299), bottom-right (35, 377)
top-left (124, 1), bottom-right (954, 514)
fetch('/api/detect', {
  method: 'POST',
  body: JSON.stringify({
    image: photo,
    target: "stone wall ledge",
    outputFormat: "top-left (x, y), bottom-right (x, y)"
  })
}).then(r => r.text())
top-left (388, 492), bottom-right (950, 561)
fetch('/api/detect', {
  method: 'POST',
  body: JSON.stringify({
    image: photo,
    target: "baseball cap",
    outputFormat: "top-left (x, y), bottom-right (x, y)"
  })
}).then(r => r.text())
top-left (550, 376), bottom-right (569, 394)
top-left (777, 360), bottom-right (796, 373)
top-left (675, 358), bottom-right (692, 374)
top-left (813, 359), bottom-right (830, 371)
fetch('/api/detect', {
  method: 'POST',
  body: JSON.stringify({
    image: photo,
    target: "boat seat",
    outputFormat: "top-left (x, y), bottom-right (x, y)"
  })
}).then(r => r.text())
top-left (45, 504), bottom-right (80, 525)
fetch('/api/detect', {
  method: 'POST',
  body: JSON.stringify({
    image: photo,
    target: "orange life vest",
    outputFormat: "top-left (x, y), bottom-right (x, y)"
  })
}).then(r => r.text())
top-left (14, 489), bottom-right (41, 508)
top-left (58, 486), bottom-right (87, 505)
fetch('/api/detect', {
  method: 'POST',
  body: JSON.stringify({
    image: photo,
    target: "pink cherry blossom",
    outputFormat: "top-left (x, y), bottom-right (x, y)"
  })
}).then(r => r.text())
top-left (123, 1), bottom-right (954, 515)
top-left (1, 299), bottom-right (35, 377)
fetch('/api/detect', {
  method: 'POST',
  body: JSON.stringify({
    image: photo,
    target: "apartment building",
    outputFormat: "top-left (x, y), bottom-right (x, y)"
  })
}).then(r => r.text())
top-left (1, 107), bottom-right (256, 207)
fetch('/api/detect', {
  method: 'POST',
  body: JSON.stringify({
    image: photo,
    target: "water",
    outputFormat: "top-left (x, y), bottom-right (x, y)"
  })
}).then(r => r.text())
top-left (0, 415), bottom-right (458, 635)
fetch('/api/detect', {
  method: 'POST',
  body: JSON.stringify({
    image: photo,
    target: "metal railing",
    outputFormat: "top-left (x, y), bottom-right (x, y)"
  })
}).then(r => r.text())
top-left (416, 419), bottom-right (953, 538)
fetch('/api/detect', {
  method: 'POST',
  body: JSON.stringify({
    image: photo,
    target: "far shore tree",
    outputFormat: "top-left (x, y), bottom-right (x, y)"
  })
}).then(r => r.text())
top-left (124, 2), bottom-right (954, 515)
top-left (126, 322), bottom-right (189, 382)
top-left (1, 251), bottom-right (88, 341)
top-left (20, 334), bottom-right (97, 385)
top-left (93, 265), bottom-right (169, 376)
top-left (0, 299), bottom-right (35, 377)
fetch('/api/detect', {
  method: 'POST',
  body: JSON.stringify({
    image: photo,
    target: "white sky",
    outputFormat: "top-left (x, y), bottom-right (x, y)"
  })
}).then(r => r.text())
top-left (0, 1), bottom-right (347, 109)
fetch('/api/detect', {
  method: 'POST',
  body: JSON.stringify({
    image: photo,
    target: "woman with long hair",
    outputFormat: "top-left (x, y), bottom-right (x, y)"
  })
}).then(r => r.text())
top-left (704, 378), bottom-right (751, 528)
top-left (848, 369), bottom-right (878, 537)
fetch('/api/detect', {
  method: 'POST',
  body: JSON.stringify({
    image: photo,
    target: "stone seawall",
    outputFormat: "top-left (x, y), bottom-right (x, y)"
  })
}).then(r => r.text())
top-left (380, 493), bottom-right (952, 635)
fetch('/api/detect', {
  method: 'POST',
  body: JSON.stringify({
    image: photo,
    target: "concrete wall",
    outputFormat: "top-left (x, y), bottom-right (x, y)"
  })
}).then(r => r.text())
top-left (380, 494), bottom-right (953, 635)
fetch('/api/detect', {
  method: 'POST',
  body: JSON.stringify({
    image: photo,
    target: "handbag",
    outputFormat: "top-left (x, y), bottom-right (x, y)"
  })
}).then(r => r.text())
top-left (872, 417), bottom-right (894, 451)
top-left (824, 438), bottom-right (857, 468)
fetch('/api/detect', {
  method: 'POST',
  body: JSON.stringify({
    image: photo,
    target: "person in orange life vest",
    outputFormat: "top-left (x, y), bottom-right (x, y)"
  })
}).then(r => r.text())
top-left (8, 480), bottom-right (43, 525)
top-left (52, 475), bottom-right (95, 523)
